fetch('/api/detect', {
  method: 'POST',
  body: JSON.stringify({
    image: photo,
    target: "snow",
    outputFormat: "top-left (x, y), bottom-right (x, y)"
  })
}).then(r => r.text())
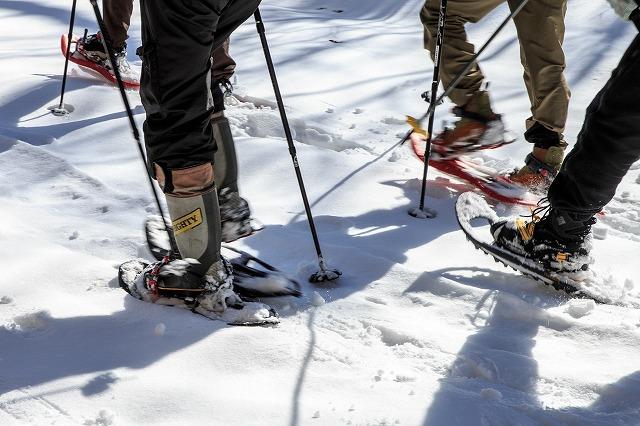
top-left (311, 291), bottom-right (326, 307)
top-left (1, 0), bottom-right (639, 425)
top-left (564, 299), bottom-right (597, 319)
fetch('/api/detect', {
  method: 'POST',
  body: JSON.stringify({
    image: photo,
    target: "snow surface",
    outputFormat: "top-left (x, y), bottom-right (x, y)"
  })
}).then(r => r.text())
top-left (1, 0), bottom-right (640, 425)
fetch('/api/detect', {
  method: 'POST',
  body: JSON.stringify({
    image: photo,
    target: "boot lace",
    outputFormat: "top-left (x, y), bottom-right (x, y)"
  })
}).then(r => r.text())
top-left (515, 198), bottom-right (551, 242)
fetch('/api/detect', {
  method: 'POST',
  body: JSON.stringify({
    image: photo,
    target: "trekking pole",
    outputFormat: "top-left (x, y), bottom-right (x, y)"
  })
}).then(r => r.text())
top-left (88, 0), bottom-right (180, 256)
top-left (51, 0), bottom-right (78, 116)
top-left (254, 9), bottom-right (342, 283)
top-left (400, 0), bottom-right (531, 145)
top-left (408, 0), bottom-right (447, 219)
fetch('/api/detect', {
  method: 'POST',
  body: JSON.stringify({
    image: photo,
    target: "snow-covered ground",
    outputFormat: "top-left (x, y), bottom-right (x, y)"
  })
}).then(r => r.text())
top-left (1, 0), bottom-right (639, 424)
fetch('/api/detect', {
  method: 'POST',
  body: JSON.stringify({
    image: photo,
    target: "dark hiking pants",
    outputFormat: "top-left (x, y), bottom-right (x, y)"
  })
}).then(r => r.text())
top-left (549, 34), bottom-right (640, 218)
top-left (138, 0), bottom-right (258, 171)
top-left (104, 0), bottom-right (236, 76)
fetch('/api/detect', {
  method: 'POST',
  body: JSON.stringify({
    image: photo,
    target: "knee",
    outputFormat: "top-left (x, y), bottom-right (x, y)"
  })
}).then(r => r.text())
top-left (154, 162), bottom-right (215, 196)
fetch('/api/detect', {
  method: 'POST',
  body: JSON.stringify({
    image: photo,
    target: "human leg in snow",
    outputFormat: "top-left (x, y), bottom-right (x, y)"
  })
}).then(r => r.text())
top-left (210, 53), bottom-right (261, 243)
top-left (509, 0), bottom-right (570, 190)
top-left (132, 0), bottom-right (277, 324)
top-left (548, 34), bottom-right (640, 219)
top-left (419, 0), bottom-right (510, 159)
top-left (419, 0), bottom-right (570, 192)
top-left (492, 33), bottom-right (640, 271)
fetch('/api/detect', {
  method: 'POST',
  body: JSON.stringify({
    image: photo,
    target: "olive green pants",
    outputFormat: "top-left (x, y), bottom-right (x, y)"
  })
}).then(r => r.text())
top-left (420, 0), bottom-right (569, 133)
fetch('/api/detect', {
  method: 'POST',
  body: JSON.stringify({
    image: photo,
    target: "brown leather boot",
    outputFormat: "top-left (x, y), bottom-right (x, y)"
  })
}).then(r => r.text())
top-left (431, 91), bottom-right (510, 159)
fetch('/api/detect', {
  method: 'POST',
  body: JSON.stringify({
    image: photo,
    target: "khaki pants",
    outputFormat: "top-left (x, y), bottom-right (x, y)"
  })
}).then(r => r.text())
top-left (102, 0), bottom-right (236, 79)
top-left (420, 0), bottom-right (569, 133)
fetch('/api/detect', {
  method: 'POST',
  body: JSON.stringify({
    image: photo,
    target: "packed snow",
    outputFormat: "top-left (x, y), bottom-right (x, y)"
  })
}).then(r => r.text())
top-left (1, 0), bottom-right (640, 425)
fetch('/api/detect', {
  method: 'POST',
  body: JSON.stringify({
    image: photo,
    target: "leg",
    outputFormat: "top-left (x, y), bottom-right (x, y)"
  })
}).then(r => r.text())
top-left (208, 33), bottom-right (255, 242)
top-left (129, 0), bottom-right (277, 324)
top-left (139, 0), bottom-right (260, 274)
top-left (140, 0), bottom-right (259, 169)
top-left (420, 0), bottom-right (503, 106)
top-left (419, 0), bottom-right (514, 158)
top-left (212, 38), bottom-right (236, 82)
top-left (509, 0), bottom-right (570, 188)
top-left (510, 0), bottom-right (569, 137)
top-left (210, 37), bottom-right (238, 194)
top-left (210, 91), bottom-right (255, 243)
top-left (102, 0), bottom-right (134, 50)
top-left (549, 34), bottom-right (640, 218)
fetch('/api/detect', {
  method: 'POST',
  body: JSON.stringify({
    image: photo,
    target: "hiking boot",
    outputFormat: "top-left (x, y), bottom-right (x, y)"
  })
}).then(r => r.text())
top-left (431, 91), bottom-right (511, 160)
top-left (510, 122), bottom-right (567, 191)
top-left (76, 31), bottom-right (138, 83)
top-left (509, 145), bottom-right (566, 191)
top-left (120, 256), bottom-right (279, 325)
top-left (218, 187), bottom-right (259, 242)
top-left (490, 201), bottom-right (596, 272)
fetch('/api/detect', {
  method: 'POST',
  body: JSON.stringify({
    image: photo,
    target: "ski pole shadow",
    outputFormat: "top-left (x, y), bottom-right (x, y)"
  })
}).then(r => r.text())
top-left (287, 140), bottom-right (405, 225)
top-left (0, 296), bottom-right (222, 398)
top-left (289, 308), bottom-right (317, 426)
top-left (241, 178), bottom-right (463, 312)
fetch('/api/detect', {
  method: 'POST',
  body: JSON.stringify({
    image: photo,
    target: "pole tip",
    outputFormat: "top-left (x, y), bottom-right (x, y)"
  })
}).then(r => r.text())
top-left (49, 104), bottom-right (75, 116)
top-left (309, 267), bottom-right (342, 283)
top-left (408, 207), bottom-right (437, 219)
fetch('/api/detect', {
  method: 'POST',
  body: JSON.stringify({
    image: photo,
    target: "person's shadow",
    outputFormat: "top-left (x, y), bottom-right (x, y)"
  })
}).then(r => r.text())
top-left (413, 269), bottom-right (640, 425)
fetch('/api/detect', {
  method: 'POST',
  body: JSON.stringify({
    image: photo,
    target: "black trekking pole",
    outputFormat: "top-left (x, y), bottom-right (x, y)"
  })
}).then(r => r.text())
top-left (88, 0), bottom-right (180, 256)
top-left (408, 0), bottom-right (447, 219)
top-left (254, 9), bottom-right (342, 283)
top-left (400, 0), bottom-right (531, 146)
top-left (51, 0), bottom-right (78, 116)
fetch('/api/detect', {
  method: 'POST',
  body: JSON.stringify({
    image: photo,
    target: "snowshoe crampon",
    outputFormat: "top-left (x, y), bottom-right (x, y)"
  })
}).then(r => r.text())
top-left (144, 215), bottom-right (301, 298)
top-left (454, 192), bottom-right (608, 303)
top-left (118, 259), bottom-right (280, 326)
top-left (411, 135), bottom-right (538, 206)
top-left (60, 34), bottom-right (140, 90)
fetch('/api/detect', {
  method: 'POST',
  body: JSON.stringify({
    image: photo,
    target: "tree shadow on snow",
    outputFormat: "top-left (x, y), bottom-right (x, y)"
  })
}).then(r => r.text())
top-left (0, 296), bottom-right (221, 398)
top-left (0, 0), bottom-right (95, 30)
top-left (0, 77), bottom-right (144, 146)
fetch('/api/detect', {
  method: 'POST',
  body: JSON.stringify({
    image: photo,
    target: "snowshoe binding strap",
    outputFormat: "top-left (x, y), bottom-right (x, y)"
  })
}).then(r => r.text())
top-left (521, 153), bottom-right (557, 179)
top-left (145, 255), bottom-right (170, 295)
